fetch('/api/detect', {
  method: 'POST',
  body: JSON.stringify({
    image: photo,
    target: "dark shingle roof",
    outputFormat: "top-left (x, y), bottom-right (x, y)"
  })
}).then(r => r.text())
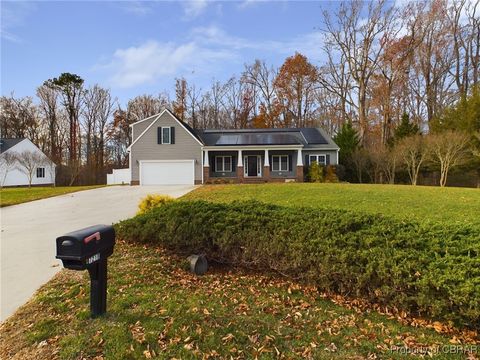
top-left (0, 138), bottom-right (24, 153)
top-left (130, 109), bottom-right (339, 149)
top-left (179, 119), bottom-right (204, 144)
top-left (194, 128), bottom-right (338, 148)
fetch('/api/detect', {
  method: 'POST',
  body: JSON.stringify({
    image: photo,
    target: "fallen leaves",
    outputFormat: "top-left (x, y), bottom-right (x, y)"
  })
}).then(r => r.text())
top-left (1, 241), bottom-right (478, 360)
top-left (324, 342), bottom-right (338, 352)
top-left (222, 333), bottom-right (235, 343)
top-left (130, 321), bottom-right (146, 344)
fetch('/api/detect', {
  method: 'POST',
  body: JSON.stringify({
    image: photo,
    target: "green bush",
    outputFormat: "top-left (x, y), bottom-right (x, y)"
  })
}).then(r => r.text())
top-left (307, 162), bottom-right (324, 182)
top-left (325, 165), bottom-right (339, 183)
top-left (137, 194), bottom-right (174, 215)
top-left (116, 200), bottom-right (480, 330)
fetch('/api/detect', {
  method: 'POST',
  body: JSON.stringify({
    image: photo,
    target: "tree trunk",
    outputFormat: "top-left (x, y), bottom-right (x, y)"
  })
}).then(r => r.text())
top-left (358, 82), bottom-right (367, 142)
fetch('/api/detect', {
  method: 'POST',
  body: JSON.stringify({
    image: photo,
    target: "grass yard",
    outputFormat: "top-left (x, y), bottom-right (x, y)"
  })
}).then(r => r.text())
top-left (1, 241), bottom-right (477, 360)
top-left (2, 183), bottom-right (479, 359)
top-left (183, 183), bottom-right (480, 226)
top-left (0, 185), bottom-right (105, 207)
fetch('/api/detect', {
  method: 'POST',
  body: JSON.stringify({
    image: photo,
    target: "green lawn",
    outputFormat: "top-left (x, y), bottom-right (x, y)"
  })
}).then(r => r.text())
top-left (183, 183), bottom-right (480, 226)
top-left (1, 183), bottom-right (478, 359)
top-left (0, 185), bottom-right (106, 207)
top-left (1, 241), bottom-right (476, 360)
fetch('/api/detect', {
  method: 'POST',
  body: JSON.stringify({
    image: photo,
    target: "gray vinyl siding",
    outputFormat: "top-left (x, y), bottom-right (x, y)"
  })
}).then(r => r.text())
top-left (130, 112), bottom-right (202, 182)
top-left (132, 117), bottom-right (156, 143)
top-left (302, 150), bottom-right (338, 166)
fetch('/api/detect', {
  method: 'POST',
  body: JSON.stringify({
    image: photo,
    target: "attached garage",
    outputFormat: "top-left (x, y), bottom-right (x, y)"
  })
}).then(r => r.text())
top-left (139, 160), bottom-right (195, 185)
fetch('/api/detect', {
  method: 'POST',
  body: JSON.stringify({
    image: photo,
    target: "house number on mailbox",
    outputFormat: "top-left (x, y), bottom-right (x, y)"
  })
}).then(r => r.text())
top-left (86, 253), bottom-right (100, 265)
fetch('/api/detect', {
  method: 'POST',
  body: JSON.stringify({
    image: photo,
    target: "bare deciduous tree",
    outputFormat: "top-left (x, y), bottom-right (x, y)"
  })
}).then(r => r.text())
top-left (368, 145), bottom-right (387, 183)
top-left (37, 85), bottom-right (61, 163)
top-left (82, 85), bottom-right (115, 183)
top-left (384, 146), bottom-right (401, 184)
top-left (242, 60), bottom-right (278, 126)
top-left (427, 131), bottom-right (470, 187)
top-left (396, 135), bottom-right (429, 185)
top-left (322, 0), bottom-right (397, 142)
top-left (16, 151), bottom-right (48, 187)
top-left (318, 47), bottom-right (355, 127)
top-left (351, 147), bottom-right (370, 183)
top-left (0, 152), bottom-right (18, 187)
top-left (0, 95), bottom-right (39, 140)
top-left (186, 83), bottom-right (201, 129)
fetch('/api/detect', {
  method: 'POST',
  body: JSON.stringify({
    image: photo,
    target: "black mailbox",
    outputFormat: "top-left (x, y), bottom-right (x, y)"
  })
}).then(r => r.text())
top-left (56, 224), bottom-right (115, 317)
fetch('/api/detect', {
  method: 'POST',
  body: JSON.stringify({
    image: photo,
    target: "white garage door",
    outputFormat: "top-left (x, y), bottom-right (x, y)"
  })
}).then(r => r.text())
top-left (140, 160), bottom-right (195, 185)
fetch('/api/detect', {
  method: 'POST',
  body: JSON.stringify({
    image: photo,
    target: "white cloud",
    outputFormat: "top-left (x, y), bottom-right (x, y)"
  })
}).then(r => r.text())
top-left (237, 0), bottom-right (257, 10)
top-left (120, 1), bottom-right (152, 16)
top-left (182, 0), bottom-right (208, 20)
top-left (191, 25), bottom-right (252, 49)
top-left (1, 2), bottom-right (36, 43)
top-left (99, 25), bottom-right (326, 89)
top-left (191, 25), bottom-right (326, 60)
top-left (101, 39), bottom-right (235, 88)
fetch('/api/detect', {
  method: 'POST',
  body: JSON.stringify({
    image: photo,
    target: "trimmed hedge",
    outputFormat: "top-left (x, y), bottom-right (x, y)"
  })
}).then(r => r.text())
top-left (116, 200), bottom-right (480, 329)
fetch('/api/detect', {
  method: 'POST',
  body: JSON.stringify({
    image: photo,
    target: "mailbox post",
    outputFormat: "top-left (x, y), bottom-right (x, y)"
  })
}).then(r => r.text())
top-left (88, 258), bottom-right (107, 316)
top-left (56, 224), bottom-right (115, 317)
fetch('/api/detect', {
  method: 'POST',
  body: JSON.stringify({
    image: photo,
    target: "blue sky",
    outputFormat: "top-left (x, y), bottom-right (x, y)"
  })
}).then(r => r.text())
top-left (1, 1), bottom-right (336, 106)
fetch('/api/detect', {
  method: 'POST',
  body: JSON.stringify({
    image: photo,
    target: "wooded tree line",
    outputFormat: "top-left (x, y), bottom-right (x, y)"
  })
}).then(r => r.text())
top-left (1, 74), bottom-right (116, 185)
top-left (334, 107), bottom-right (478, 187)
top-left (0, 0), bottom-right (478, 185)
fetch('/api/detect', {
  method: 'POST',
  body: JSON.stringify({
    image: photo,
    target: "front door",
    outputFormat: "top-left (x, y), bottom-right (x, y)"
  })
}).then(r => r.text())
top-left (245, 155), bottom-right (261, 177)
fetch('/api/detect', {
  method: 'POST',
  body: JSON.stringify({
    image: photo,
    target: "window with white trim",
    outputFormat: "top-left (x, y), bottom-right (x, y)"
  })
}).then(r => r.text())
top-left (309, 154), bottom-right (326, 166)
top-left (36, 167), bottom-right (45, 178)
top-left (162, 127), bottom-right (171, 144)
top-left (272, 155), bottom-right (289, 171)
top-left (215, 156), bottom-right (232, 172)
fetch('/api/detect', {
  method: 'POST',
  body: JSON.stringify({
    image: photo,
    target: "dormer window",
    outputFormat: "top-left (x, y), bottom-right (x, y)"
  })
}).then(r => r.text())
top-left (157, 127), bottom-right (175, 144)
top-left (162, 127), bottom-right (171, 144)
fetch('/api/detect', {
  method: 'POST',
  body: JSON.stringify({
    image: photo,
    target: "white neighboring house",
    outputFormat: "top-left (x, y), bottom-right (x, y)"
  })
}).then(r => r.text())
top-left (0, 138), bottom-right (56, 187)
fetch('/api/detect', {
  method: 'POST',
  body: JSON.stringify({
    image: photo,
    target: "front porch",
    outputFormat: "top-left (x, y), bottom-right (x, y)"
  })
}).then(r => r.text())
top-left (203, 147), bottom-right (304, 184)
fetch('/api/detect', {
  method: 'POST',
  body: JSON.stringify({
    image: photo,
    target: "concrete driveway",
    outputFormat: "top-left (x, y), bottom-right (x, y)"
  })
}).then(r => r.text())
top-left (0, 185), bottom-right (195, 322)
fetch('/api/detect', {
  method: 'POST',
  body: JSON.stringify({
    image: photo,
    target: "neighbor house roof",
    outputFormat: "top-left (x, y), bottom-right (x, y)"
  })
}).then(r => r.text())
top-left (195, 128), bottom-right (339, 149)
top-left (0, 138), bottom-right (25, 154)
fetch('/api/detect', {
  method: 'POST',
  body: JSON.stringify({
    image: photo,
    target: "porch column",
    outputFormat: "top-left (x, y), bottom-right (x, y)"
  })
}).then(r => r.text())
top-left (263, 149), bottom-right (270, 181)
top-left (237, 150), bottom-right (244, 183)
top-left (204, 150), bottom-right (209, 167)
top-left (296, 148), bottom-right (304, 182)
top-left (203, 150), bottom-right (210, 184)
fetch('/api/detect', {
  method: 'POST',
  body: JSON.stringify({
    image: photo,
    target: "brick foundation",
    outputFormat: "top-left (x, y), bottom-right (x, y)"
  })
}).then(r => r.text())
top-left (202, 165), bottom-right (303, 184)
top-left (203, 166), bottom-right (210, 184)
top-left (263, 166), bottom-right (270, 181)
top-left (237, 166), bottom-right (244, 183)
top-left (130, 180), bottom-right (140, 185)
top-left (296, 166), bottom-right (304, 182)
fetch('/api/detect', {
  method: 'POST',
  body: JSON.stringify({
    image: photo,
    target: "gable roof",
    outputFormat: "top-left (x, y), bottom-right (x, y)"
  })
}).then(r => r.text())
top-left (195, 128), bottom-right (339, 149)
top-left (128, 109), bottom-right (204, 149)
top-left (129, 110), bottom-right (339, 149)
top-left (0, 138), bottom-right (25, 153)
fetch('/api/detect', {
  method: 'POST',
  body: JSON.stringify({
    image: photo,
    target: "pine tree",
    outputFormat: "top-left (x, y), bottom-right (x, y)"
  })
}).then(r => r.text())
top-left (392, 113), bottom-right (419, 144)
top-left (333, 122), bottom-right (360, 165)
top-left (333, 122), bottom-right (360, 182)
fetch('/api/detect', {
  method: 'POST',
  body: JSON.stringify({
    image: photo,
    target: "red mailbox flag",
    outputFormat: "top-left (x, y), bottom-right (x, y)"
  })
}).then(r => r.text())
top-left (84, 232), bottom-right (101, 244)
